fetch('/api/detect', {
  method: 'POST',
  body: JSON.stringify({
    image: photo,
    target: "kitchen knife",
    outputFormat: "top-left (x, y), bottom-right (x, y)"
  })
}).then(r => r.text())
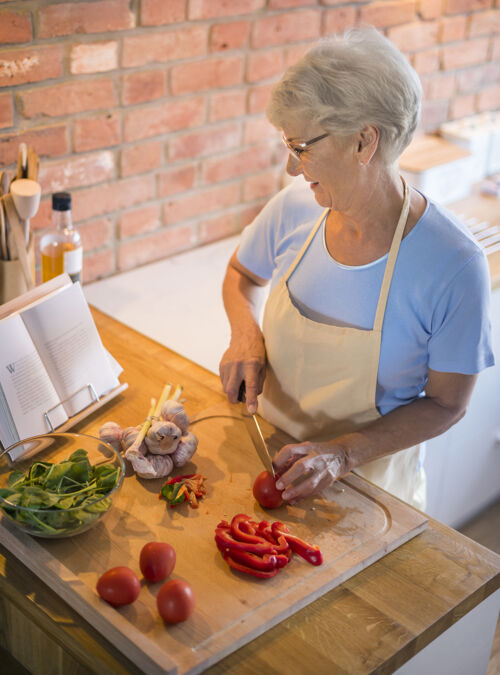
top-left (238, 381), bottom-right (275, 477)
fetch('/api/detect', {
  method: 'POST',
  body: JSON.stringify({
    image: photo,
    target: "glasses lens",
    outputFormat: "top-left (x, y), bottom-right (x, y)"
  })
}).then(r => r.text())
top-left (281, 135), bottom-right (300, 160)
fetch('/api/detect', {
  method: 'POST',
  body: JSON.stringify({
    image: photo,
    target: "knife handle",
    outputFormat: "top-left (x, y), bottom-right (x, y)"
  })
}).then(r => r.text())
top-left (237, 381), bottom-right (246, 404)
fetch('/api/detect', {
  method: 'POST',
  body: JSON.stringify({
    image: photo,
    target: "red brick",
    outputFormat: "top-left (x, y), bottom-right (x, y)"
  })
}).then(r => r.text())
top-left (319, 0), bottom-right (365, 4)
top-left (163, 182), bottom-right (240, 224)
top-left (269, 0), bottom-right (315, 6)
top-left (199, 211), bottom-right (238, 244)
top-left (244, 116), bottom-right (277, 144)
top-left (246, 50), bottom-right (285, 83)
top-left (422, 72), bottom-right (456, 100)
top-left (439, 15), bottom-right (467, 42)
top-left (420, 99), bottom-right (449, 131)
top-left (157, 166), bottom-right (196, 197)
top-left (209, 89), bottom-right (247, 121)
top-left (38, 0), bottom-right (134, 38)
top-left (72, 176), bottom-right (155, 221)
top-left (252, 10), bottom-right (321, 48)
top-left (121, 26), bottom-right (207, 68)
top-left (359, 1), bottom-right (416, 28)
top-left (171, 56), bottom-right (244, 95)
top-left (0, 9), bottom-right (32, 44)
top-left (80, 217), bottom-right (114, 251)
top-left (169, 122), bottom-right (241, 161)
top-left (238, 202), bottom-right (265, 231)
top-left (119, 205), bottom-right (160, 238)
top-left (202, 145), bottom-right (273, 183)
top-left (248, 83), bottom-right (274, 113)
top-left (0, 92), bottom-right (13, 129)
top-left (140, 0), bottom-right (186, 25)
top-left (0, 125), bottom-right (68, 166)
top-left (243, 167), bottom-right (281, 201)
top-left (387, 21), bottom-right (439, 51)
top-left (121, 140), bottom-right (163, 177)
top-left (456, 62), bottom-right (500, 92)
top-left (39, 150), bottom-right (114, 193)
top-left (124, 97), bottom-right (206, 142)
top-left (418, 0), bottom-right (444, 20)
top-left (73, 114), bottom-right (121, 152)
top-left (211, 20), bottom-right (250, 51)
top-left (20, 79), bottom-right (116, 118)
top-left (477, 83), bottom-right (500, 111)
top-left (121, 70), bottom-right (166, 105)
top-left (442, 37), bottom-right (489, 69)
top-left (189, 0), bottom-right (265, 20)
top-left (118, 225), bottom-right (197, 271)
top-left (322, 7), bottom-right (358, 34)
top-left (412, 47), bottom-right (440, 74)
top-left (444, 0), bottom-right (491, 12)
top-left (0, 45), bottom-right (62, 88)
top-left (285, 43), bottom-right (312, 67)
top-left (468, 9), bottom-right (500, 35)
top-left (82, 249), bottom-right (115, 283)
top-left (449, 93), bottom-right (476, 118)
top-left (70, 41), bottom-right (118, 74)
top-left (30, 199), bottom-right (51, 231)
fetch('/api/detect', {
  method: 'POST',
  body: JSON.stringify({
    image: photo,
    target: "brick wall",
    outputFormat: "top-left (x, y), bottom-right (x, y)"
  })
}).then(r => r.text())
top-left (0, 0), bottom-right (499, 283)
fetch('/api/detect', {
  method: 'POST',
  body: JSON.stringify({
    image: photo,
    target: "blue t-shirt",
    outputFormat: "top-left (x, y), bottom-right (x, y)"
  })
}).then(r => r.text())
top-left (237, 178), bottom-right (495, 415)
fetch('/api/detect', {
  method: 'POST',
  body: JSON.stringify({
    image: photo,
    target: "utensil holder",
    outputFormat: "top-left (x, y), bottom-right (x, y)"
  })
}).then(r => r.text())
top-left (0, 236), bottom-right (34, 305)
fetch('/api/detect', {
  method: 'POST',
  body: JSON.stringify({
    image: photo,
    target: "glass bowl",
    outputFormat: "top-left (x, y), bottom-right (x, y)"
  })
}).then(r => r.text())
top-left (0, 432), bottom-right (125, 538)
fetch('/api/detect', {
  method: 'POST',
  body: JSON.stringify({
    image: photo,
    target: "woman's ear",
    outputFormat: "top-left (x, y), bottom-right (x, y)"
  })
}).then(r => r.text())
top-left (356, 126), bottom-right (379, 166)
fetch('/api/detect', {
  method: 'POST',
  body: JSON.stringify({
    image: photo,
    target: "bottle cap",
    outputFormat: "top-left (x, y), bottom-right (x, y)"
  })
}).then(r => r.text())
top-left (52, 192), bottom-right (71, 211)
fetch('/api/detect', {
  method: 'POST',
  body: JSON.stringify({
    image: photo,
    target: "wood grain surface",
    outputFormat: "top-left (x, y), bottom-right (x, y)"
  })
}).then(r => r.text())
top-left (0, 308), bottom-right (498, 675)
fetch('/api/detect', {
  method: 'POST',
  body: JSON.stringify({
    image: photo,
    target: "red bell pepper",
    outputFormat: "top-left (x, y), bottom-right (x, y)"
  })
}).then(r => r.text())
top-left (214, 526), bottom-right (275, 555)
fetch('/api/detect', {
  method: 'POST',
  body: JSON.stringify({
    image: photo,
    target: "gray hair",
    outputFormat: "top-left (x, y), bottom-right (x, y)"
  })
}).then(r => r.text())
top-left (266, 27), bottom-right (422, 164)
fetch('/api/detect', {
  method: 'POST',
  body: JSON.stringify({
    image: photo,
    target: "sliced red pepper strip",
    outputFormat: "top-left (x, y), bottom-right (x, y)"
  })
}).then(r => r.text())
top-left (223, 554), bottom-right (279, 579)
top-left (271, 521), bottom-right (323, 566)
top-left (225, 549), bottom-right (286, 571)
top-left (165, 473), bottom-right (195, 485)
top-left (214, 527), bottom-right (275, 555)
top-left (230, 514), bottom-right (269, 545)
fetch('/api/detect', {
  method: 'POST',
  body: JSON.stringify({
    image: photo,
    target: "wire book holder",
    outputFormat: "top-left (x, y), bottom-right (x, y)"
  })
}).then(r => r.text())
top-left (43, 383), bottom-right (100, 432)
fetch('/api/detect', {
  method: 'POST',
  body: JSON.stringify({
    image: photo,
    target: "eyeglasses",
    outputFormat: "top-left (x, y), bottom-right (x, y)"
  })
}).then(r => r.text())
top-left (281, 132), bottom-right (329, 160)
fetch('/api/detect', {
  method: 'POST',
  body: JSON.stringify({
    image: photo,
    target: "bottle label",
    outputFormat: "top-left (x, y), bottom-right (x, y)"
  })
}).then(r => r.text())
top-left (63, 247), bottom-right (83, 276)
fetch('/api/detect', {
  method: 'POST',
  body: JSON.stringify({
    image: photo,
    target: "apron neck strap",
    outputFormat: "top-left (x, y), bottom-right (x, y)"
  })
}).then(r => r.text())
top-left (284, 208), bottom-right (329, 283)
top-left (373, 177), bottom-right (410, 331)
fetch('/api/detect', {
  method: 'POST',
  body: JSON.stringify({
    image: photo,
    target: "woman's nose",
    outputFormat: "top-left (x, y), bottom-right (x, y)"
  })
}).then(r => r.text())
top-left (286, 153), bottom-right (302, 176)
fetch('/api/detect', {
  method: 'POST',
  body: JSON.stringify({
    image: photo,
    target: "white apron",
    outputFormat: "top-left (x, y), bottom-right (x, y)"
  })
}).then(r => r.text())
top-left (260, 180), bottom-right (426, 509)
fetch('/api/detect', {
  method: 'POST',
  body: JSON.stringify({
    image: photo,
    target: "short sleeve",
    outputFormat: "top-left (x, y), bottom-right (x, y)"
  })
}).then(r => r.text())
top-left (428, 250), bottom-right (495, 374)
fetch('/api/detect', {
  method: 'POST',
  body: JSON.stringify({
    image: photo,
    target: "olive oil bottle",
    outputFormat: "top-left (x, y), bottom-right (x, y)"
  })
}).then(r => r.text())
top-left (40, 192), bottom-right (83, 284)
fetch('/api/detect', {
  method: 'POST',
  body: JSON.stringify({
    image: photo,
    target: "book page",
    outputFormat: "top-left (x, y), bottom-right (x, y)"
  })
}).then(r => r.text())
top-left (0, 314), bottom-right (67, 448)
top-left (21, 283), bottom-right (120, 418)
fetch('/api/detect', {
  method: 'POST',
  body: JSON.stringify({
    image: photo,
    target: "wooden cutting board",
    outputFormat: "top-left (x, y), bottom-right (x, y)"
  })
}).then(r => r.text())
top-left (0, 403), bottom-right (427, 675)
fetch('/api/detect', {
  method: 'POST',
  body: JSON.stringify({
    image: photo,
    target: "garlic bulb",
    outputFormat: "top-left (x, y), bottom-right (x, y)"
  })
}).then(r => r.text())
top-left (172, 431), bottom-right (199, 468)
top-left (161, 400), bottom-right (189, 434)
top-left (122, 425), bottom-right (147, 455)
top-left (99, 421), bottom-right (123, 454)
top-left (145, 420), bottom-right (181, 455)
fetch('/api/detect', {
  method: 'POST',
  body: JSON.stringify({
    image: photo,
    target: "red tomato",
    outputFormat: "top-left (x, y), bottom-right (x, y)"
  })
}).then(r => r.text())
top-left (96, 566), bottom-right (141, 607)
top-left (140, 542), bottom-right (176, 583)
top-left (253, 470), bottom-right (284, 509)
top-left (157, 579), bottom-right (195, 623)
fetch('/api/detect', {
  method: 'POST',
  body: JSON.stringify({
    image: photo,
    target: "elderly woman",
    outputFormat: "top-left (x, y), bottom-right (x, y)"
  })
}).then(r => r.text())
top-left (219, 27), bottom-right (494, 509)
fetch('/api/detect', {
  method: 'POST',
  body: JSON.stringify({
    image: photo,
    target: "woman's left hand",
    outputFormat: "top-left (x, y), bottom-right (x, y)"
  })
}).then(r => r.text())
top-left (273, 440), bottom-right (350, 502)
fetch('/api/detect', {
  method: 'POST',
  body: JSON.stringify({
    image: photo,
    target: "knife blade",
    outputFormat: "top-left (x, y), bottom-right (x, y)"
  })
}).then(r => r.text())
top-left (238, 382), bottom-right (275, 477)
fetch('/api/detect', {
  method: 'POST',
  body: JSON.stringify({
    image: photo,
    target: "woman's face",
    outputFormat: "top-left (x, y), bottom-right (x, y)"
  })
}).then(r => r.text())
top-left (282, 118), bottom-right (360, 212)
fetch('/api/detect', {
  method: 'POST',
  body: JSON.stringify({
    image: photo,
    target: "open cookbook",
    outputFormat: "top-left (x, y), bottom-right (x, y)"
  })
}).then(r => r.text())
top-left (0, 274), bottom-right (127, 455)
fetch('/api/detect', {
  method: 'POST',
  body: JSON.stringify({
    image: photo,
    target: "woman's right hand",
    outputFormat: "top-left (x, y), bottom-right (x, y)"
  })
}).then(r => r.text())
top-left (219, 330), bottom-right (266, 414)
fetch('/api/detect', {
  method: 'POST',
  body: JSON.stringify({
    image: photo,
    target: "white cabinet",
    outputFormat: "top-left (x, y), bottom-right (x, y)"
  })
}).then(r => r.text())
top-left (424, 287), bottom-right (500, 528)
